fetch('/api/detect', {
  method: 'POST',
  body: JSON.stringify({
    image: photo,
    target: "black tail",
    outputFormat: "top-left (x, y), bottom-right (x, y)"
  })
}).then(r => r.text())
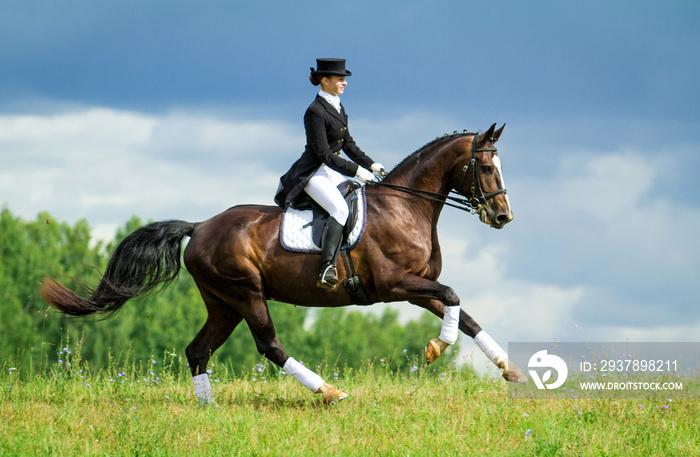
top-left (40, 220), bottom-right (196, 317)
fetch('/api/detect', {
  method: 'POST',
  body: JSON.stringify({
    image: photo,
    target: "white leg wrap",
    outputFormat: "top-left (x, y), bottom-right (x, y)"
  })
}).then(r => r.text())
top-left (439, 306), bottom-right (461, 345)
top-left (192, 373), bottom-right (213, 406)
top-left (474, 330), bottom-right (508, 366)
top-left (283, 357), bottom-right (325, 393)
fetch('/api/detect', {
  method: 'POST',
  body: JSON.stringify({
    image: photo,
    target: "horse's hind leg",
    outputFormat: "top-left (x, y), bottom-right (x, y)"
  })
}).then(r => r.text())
top-left (186, 286), bottom-right (244, 405)
top-left (242, 296), bottom-right (348, 404)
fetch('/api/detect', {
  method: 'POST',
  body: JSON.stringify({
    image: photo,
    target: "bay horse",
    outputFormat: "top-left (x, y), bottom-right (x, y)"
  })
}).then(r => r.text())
top-left (40, 123), bottom-right (527, 405)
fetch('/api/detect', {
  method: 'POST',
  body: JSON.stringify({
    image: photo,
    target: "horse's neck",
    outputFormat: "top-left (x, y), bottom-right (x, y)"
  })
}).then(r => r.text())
top-left (389, 140), bottom-right (460, 196)
top-left (383, 138), bottom-right (463, 223)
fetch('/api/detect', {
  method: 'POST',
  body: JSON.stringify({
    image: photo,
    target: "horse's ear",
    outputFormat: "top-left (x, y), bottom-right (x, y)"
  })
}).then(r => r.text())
top-left (491, 123), bottom-right (506, 143)
top-left (477, 123), bottom-right (497, 148)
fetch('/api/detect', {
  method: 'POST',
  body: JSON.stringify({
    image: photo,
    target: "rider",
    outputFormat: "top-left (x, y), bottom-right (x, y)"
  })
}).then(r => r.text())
top-left (274, 58), bottom-right (386, 289)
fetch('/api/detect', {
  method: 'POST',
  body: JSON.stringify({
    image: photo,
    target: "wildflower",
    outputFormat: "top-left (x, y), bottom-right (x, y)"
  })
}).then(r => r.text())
top-left (662, 405), bottom-right (669, 409)
top-left (410, 365), bottom-right (418, 372)
top-left (402, 349), bottom-right (407, 353)
top-left (132, 407), bottom-right (137, 410)
top-left (58, 360), bottom-right (64, 364)
top-left (572, 405), bottom-right (579, 408)
top-left (525, 429), bottom-right (532, 436)
top-left (639, 404), bottom-right (644, 408)
top-left (522, 413), bottom-right (529, 417)
top-left (152, 359), bottom-right (157, 365)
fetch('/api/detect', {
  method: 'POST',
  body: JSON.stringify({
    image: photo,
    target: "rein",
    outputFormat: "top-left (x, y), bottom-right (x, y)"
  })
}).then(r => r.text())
top-left (368, 134), bottom-right (507, 216)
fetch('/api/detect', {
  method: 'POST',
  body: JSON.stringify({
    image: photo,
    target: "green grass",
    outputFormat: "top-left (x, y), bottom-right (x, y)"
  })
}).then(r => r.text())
top-left (1, 355), bottom-right (699, 456)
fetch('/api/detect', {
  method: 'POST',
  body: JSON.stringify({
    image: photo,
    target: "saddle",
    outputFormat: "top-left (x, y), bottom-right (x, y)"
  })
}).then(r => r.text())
top-left (280, 180), bottom-right (366, 253)
top-left (279, 180), bottom-right (370, 304)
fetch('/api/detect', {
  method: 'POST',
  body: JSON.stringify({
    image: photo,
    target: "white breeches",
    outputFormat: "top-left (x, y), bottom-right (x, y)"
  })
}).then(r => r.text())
top-left (304, 164), bottom-right (349, 224)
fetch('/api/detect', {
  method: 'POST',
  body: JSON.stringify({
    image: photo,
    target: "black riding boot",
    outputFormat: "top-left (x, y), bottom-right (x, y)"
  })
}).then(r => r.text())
top-left (317, 218), bottom-right (344, 289)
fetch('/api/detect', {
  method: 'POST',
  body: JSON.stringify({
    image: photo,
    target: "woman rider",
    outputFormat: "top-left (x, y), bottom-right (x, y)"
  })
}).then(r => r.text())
top-left (275, 58), bottom-right (385, 289)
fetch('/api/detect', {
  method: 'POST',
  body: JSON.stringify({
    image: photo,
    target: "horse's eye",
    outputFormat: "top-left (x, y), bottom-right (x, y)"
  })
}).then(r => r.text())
top-left (481, 165), bottom-right (493, 174)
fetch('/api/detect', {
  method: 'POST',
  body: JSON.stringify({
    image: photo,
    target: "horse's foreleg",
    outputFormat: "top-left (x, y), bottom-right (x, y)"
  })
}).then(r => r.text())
top-left (407, 289), bottom-right (526, 382)
top-left (454, 307), bottom-right (526, 382)
top-left (244, 300), bottom-right (348, 404)
top-left (469, 327), bottom-right (527, 382)
top-left (382, 274), bottom-right (461, 363)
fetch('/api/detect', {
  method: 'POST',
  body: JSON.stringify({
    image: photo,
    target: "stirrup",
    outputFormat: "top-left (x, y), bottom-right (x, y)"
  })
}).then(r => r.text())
top-left (317, 265), bottom-right (338, 289)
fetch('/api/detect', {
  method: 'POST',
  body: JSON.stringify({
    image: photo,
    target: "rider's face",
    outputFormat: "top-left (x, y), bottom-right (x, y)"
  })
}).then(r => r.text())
top-left (321, 75), bottom-right (347, 96)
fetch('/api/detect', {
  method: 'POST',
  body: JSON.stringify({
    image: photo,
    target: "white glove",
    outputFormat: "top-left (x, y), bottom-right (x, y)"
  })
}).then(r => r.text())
top-left (371, 163), bottom-right (387, 177)
top-left (355, 166), bottom-right (376, 183)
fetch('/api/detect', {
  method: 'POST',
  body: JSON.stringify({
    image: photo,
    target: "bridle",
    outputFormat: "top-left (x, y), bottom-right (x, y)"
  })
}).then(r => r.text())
top-left (369, 134), bottom-right (508, 219)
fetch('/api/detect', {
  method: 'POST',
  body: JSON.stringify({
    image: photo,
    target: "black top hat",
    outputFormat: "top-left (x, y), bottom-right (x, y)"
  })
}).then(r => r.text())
top-left (310, 58), bottom-right (352, 77)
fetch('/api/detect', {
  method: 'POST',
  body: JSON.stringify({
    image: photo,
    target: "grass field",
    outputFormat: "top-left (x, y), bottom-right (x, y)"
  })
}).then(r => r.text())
top-left (1, 352), bottom-right (699, 456)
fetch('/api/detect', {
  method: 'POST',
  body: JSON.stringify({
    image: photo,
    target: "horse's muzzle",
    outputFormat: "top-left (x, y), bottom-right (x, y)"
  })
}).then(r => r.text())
top-left (483, 206), bottom-right (513, 229)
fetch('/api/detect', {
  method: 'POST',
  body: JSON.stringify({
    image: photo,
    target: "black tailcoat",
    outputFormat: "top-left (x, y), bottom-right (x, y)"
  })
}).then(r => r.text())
top-left (274, 95), bottom-right (375, 208)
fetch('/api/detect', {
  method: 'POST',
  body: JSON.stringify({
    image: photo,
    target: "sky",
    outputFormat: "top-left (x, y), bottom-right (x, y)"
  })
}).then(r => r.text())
top-left (2, 1), bottom-right (699, 372)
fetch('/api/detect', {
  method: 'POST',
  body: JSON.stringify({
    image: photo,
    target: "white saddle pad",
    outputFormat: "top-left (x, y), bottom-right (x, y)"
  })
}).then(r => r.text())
top-left (279, 186), bottom-right (367, 253)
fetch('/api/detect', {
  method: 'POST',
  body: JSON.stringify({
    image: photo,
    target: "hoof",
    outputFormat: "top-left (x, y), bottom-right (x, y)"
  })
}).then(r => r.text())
top-left (317, 383), bottom-right (348, 404)
top-left (425, 338), bottom-right (449, 364)
top-left (499, 360), bottom-right (528, 383)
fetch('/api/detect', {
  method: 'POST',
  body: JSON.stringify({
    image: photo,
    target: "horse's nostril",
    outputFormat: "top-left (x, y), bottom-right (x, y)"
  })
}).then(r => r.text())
top-left (495, 212), bottom-right (512, 226)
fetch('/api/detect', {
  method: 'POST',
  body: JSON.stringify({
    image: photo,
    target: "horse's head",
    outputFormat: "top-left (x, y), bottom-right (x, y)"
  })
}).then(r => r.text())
top-left (453, 123), bottom-right (512, 229)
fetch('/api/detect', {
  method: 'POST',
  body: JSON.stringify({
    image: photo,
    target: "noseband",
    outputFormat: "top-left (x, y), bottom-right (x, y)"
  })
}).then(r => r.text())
top-left (370, 134), bottom-right (508, 218)
top-left (457, 135), bottom-right (508, 220)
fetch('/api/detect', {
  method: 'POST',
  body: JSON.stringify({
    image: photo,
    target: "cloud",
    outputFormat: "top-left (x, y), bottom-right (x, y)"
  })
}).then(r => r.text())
top-left (448, 145), bottom-right (700, 344)
top-left (2, 105), bottom-right (699, 350)
top-left (0, 107), bottom-right (299, 231)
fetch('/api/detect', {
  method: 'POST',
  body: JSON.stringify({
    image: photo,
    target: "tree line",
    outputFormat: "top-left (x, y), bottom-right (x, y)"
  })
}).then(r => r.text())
top-left (0, 208), bottom-right (459, 376)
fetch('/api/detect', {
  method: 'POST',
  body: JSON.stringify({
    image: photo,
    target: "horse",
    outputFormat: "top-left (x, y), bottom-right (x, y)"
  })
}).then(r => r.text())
top-left (40, 123), bottom-right (527, 405)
